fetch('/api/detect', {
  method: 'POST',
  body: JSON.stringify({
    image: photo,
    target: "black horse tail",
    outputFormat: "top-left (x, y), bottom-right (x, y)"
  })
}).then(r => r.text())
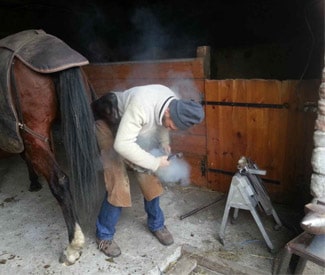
top-left (57, 67), bottom-right (99, 213)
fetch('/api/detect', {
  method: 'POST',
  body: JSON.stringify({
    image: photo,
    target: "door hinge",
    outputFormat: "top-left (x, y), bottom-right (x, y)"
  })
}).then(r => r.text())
top-left (200, 157), bottom-right (207, 176)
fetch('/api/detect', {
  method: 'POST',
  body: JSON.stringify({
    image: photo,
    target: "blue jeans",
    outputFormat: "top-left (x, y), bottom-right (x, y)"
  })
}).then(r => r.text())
top-left (96, 194), bottom-right (165, 240)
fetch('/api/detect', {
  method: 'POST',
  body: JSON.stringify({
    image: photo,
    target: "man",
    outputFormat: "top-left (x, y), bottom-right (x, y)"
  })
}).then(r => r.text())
top-left (92, 84), bottom-right (204, 257)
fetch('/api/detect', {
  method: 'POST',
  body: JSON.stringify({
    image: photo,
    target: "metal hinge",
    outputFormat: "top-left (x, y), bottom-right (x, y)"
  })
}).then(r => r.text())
top-left (200, 157), bottom-right (207, 176)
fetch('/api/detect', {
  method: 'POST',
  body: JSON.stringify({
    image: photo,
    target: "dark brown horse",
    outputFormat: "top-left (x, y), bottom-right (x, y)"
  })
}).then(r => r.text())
top-left (0, 30), bottom-right (99, 265)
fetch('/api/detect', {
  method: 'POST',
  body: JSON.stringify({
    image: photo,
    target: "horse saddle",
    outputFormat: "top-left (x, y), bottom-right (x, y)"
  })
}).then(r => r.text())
top-left (0, 29), bottom-right (89, 153)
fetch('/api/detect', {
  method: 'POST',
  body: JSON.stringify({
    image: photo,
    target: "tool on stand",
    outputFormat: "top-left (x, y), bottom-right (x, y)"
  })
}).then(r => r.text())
top-left (218, 156), bottom-right (282, 252)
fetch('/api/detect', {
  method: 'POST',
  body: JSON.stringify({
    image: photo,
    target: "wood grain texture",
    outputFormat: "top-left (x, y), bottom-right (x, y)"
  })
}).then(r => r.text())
top-left (205, 79), bottom-right (319, 203)
top-left (84, 60), bottom-right (319, 203)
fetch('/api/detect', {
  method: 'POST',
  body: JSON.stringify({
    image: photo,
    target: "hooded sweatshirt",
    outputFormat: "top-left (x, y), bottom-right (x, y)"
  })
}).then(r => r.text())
top-left (113, 84), bottom-right (178, 171)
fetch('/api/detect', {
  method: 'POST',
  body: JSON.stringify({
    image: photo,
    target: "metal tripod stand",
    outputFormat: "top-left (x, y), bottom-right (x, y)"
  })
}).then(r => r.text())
top-left (218, 157), bottom-right (282, 252)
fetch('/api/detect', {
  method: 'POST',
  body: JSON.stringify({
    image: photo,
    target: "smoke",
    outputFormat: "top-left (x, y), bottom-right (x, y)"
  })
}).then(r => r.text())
top-left (168, 71), bottom-right (203, 102)
top-left (128, 6), bottom-right (199, 61)
top-left (135, 134), bottom-right (190, 186)
top-left (150, 148), bottom-right (191, 186)
top-left (130, 7), bottom-right (169, 60)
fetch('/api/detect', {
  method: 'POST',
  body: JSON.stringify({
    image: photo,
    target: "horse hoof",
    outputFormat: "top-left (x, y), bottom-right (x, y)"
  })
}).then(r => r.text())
top-left (28, 182), bottom-right (42, 192)
top-left (59, 251), bottom-right (82, 266)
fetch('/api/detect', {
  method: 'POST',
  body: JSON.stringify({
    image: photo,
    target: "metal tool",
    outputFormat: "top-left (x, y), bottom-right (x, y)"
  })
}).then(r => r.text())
top-left (167, 152), bottom-right (183, 161)
top-left (218, 157), bottom-right (282, 252)
top-left (180, 195), bottom-right (225, 220)
top-left (125, 152), bottom-right (184, 173)
top-left (301, 201), bottom-right (325, 235)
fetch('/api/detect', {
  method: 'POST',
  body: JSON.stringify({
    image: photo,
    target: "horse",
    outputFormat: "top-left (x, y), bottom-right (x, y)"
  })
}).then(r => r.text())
top-left (0, 30), bottom-right (100, 265)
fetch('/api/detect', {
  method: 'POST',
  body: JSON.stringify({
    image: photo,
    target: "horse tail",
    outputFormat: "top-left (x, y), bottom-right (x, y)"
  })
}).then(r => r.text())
top-left (57, 67), bottom-right (99, 213)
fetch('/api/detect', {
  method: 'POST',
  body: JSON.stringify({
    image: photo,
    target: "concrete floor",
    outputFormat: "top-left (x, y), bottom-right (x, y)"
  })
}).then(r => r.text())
top-left (0, 153), bottom-right (324, 275)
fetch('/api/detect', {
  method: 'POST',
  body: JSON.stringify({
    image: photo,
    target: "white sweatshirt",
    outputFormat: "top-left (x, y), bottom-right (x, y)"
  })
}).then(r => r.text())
top-left (113, 85), bottom-right (178, 171)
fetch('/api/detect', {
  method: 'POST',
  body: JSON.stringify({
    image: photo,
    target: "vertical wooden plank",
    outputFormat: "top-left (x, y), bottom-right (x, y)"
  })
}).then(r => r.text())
top-left (280, 80), bottom-right (319, 203)
top-left (196, 46), bottom-right (211, 79)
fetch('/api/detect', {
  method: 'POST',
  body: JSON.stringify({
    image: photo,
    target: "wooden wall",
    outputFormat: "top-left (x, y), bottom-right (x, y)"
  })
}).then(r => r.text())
top-left (83, 47), bottom-right (320, 203)
top-left (0, 46), bottom-right (318, 204)
top-left (205, 79), bottom-right (319, 203)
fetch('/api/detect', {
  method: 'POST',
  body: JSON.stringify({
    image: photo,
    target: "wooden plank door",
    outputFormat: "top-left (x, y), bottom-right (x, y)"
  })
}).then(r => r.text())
top-left (204, 79), bottom-right (318, 203)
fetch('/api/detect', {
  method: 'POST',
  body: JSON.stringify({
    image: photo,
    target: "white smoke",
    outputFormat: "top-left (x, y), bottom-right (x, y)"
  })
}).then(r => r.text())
top-left (150, 148), bottom-right (191, 186)
top-left (130, 7), bottom-right (169, 60)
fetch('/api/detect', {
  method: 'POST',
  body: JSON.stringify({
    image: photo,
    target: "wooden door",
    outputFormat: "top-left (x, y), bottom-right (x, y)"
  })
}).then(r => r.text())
top-left (205, 79), bottom-right (319, 203)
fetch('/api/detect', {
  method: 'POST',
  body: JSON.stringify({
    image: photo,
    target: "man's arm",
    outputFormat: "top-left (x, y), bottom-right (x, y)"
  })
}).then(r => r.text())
top-left (113, 104), bottom-right (162, 171)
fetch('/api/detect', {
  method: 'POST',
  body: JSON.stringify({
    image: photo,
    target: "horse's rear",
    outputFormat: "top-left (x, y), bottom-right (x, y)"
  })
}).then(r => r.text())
top-left (0, 30), bottom-right (99, 265)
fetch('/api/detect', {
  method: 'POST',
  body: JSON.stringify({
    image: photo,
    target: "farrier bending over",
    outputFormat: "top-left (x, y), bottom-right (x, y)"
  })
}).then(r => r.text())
top-left (92, 84), bottom-right (204, 258)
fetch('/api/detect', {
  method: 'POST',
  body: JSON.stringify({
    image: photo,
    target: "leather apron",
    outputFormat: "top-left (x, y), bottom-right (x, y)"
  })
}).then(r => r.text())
top-left (95, 120), bottom-right (163, 207)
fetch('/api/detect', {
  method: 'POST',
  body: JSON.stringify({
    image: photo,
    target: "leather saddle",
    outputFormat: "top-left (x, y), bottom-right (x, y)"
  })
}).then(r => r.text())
top-left (0, 29), bottom-right (89, 153)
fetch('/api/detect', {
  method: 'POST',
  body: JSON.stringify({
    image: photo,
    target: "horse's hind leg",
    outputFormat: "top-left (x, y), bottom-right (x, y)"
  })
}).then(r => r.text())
top-left (49, 163), bottom-right (85, 265)
top-left (20, 139), bottom-right (84, 265)
top-left (20, 152), bottom-right (42, 191)
top-left (14, 59), bottom-right (85, 265)
top-left (25, 142), bottom-right (85, 265)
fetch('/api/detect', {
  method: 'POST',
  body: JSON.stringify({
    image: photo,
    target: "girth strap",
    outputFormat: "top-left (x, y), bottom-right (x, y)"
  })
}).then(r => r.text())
top-left (18, 122), bottom-right (49, 143)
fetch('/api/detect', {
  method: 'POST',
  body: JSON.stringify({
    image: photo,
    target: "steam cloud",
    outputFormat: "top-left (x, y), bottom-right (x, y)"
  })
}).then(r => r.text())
top-left (150, 148), bottom-right (191, 186)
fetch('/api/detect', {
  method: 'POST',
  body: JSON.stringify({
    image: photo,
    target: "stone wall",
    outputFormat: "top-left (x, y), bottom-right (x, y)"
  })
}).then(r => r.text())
top-left (311, 58), bottom-right (325, 202)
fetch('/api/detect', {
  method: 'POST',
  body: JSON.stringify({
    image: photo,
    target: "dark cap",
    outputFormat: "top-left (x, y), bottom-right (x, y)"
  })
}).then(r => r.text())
top-left (169, 99), bottom-right (204, 130)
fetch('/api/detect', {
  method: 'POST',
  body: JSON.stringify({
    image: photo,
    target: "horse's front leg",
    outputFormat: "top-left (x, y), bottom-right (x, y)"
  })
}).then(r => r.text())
top-left (24, 143), bottom-right (85, 265)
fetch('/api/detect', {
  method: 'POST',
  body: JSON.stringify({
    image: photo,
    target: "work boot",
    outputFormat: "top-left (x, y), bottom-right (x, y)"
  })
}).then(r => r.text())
top-left (152, 226), bottom-right (174, 246)
top-left (96, 238), bottom-right (121, 257)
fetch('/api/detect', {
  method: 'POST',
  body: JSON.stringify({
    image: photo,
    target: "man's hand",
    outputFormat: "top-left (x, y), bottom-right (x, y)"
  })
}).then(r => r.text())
top-left (158, 155), bottom-right (170, 168)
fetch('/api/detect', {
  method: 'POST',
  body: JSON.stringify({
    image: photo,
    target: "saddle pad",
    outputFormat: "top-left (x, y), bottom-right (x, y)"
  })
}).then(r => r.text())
top-left (0, 29), bottom-right (89, 153)
top-left (0, 48), bottom-right (23, 153)
top-left (0, 29), bottom-right (89, 73)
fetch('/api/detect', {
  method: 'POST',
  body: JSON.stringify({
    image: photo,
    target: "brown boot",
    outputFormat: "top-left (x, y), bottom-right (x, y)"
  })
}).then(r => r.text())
top-left (96, 238), bottom-right (121, 257)
top-left (152, 226), bottom-right (174, 246)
